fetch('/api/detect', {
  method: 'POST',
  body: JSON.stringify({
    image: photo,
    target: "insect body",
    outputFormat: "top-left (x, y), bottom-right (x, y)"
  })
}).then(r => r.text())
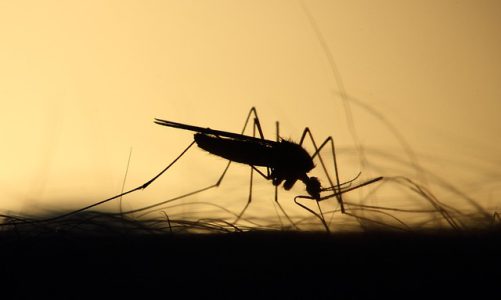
top-left (154, 118), bottom-right (322, 199)
top-left (145, 107), bottom-right (382, 230)
top-left (4, 108), bottom-right (381, 232)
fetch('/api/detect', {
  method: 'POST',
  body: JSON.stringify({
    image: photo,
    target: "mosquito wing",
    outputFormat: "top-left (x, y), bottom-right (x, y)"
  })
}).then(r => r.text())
top-left (154, 118), bottom-right (277, 146)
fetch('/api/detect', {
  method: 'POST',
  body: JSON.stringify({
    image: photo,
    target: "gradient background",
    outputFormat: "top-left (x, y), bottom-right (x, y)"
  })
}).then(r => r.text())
top-left (1, 0), bottom-right (500, 229)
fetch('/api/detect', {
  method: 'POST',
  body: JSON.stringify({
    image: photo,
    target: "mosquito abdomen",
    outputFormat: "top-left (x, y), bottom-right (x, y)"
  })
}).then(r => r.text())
top-left (194, 133), bottom-right (316, 181)
top-left (194, 133), bottom-right (275, 167)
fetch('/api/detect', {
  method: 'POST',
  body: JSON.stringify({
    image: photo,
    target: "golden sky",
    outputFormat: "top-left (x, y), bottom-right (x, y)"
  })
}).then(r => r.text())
top-left (1, 1), bottom-right (500, 228)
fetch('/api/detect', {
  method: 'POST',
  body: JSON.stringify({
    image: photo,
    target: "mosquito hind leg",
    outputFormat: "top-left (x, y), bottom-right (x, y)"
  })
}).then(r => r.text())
top-left (35, 108), bottom-right (270, 227)
top-left (118, 107), bottom-right (264, 223)
top-left (35, 140), bottom-right (197, 223)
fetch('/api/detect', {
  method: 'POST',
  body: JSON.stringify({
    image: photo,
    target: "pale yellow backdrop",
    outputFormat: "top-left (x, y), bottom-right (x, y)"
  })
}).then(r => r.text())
top-left (1, 1), bottom-right (500, 226)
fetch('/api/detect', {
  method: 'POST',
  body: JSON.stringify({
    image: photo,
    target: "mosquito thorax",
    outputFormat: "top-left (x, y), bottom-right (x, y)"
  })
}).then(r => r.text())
top-left (276, 140), bottom-right (315, 173)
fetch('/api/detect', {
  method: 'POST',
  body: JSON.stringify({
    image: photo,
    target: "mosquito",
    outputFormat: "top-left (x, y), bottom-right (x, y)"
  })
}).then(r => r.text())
top-left (150, 107), bottom-right (382, 229)
top-left (0, 107), bottom-right (382, 232)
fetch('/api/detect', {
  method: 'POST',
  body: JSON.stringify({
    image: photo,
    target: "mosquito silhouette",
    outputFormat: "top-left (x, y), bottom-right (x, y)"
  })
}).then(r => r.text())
top-left (149, 107), bottom-right (382, 228)
top-left (0, 107), bottom-right (382, 231)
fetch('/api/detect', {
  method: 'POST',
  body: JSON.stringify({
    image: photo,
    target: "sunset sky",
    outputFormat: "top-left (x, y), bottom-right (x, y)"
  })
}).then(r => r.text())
top-left (1, 1), bottom-right (500, 228)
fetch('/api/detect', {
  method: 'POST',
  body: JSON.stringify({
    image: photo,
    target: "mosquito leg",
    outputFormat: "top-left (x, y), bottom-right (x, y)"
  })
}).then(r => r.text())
top-left (268, 120), bottom-right (300, 230)
top-left (183, 108), bottom-right (262, 189)
top-left (106, 107), bottom-right (268, 227)
top-left (40, 108), bottom-right (263, 226)
top-left (233, 113), bottom-right (263, 224)
top-left (299, 128), bottom-right (345, 213)
top-left (233, 109), bottom-right (295, 229)
top-left (273, 121), bottom-right (282, 226)
top-left (233, 162), bottom-right (254, 224)
top-left (294, 195), bottom-right (330, 232)
top-left (219, 106), bottom-right (263, 187)
top-left (180, 107), bottom-right (266, 224)
top-left (292, 128), bottom-right (344, 231)
top-left (235, 116), bottom-right (299, 229)
top-left (24, 140), bottom-right (197, 224)
top-left (297, 129), bottom-right (384, 230)
top-left (275, 121), bottom-right (279, 201)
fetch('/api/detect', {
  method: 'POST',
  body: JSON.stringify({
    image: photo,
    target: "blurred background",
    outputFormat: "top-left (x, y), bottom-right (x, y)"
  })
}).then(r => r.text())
top-left (1, 0), bottom-right (500, 231)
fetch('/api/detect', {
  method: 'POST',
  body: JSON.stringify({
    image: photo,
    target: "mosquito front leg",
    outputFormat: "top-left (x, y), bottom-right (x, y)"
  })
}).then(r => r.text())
top-left (294, 195), bottom-right (330, 232)
top-left (299, 128), bottom-right (345, 213)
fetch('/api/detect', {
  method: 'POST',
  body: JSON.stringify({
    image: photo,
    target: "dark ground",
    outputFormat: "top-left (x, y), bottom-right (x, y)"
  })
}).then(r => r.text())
top-left (1, 227), bottom-right (500, 299)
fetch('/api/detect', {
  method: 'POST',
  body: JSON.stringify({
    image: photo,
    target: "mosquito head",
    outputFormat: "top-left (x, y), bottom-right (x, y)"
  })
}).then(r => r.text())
top-left (304, 176), bottom-right (321, 200)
